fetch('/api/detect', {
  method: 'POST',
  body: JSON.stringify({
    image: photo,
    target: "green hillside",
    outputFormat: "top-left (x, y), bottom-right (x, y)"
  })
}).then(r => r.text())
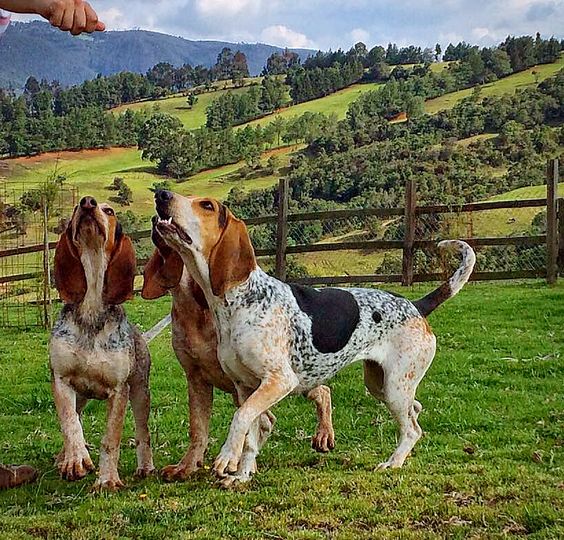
top-left (1, 145), bottom-right (302, 220)
top-left (425, 56), bottom-right (564, 113)
top-left (113, 79), bottom-right (263, 130)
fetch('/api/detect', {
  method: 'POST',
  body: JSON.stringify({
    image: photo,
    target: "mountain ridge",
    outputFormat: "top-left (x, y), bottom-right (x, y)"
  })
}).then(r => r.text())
top-left (1, 21), bottom-right (312, 89)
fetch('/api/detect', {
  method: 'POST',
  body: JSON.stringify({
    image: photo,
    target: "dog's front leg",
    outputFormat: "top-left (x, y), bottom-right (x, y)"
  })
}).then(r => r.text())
top-left (94, 385), bottom-right (129, 491)
top-left (162, 367), bottom-right (213, 481)
top-left (308, 385), bottom-right (335, 453)
top-left (52, 376), bottom-right (94, 481)
top-left (213, 367), bottom-right (298, 478)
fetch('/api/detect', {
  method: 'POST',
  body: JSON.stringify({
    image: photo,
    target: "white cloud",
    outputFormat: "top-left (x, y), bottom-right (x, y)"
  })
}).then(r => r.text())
top-left (98, 8), bottom-right (128, 30)
top-left (195, 0), bottom-right (268, 18)
top-left (260, 25), bottom-right (315, 48)
top-left (349, 27), bottom-right (370, 45)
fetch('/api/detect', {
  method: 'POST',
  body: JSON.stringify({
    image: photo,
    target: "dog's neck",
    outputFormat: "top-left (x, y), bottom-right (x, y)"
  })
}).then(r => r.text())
top-left (78, 246), bottom-right (108, 321)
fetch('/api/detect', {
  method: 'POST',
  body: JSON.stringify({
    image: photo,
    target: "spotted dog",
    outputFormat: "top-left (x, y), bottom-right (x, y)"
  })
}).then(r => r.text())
top-left (50, 196), bottom-right (154, 490)
top-left (142, 217), bottom-right (335, 483)
top-left (152, 190), bottom-right (476, 485)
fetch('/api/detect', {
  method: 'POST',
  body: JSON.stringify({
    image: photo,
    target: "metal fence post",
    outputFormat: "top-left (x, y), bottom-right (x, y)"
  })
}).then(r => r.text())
top-left (402, 177), bottom-right (416, 286)
top-left (275, 177), bottom-right (289, 281)
top-left (546, 159), bottom-right (559, 285)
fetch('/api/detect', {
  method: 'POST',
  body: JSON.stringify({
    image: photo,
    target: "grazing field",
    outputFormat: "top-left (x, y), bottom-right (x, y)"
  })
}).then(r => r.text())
top-left (425, 56), bottom-right (564, 114)
top-left (113, 84), bottom-right (256, 130)
top-left (1, 144), bottom-right (303, 220)
top-left (0, 281), bottom-right (562, 538)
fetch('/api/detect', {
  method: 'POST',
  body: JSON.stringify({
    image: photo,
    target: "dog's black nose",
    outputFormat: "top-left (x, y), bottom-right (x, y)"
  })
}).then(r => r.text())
top-left (80, 196), bottom-right (97, 209)
top-left (155, 190), bottom-right (173, 203)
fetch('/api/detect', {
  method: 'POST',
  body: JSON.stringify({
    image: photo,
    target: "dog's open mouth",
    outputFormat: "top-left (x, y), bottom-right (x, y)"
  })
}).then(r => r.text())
top-left (154, 213), bottom-right (192, 245)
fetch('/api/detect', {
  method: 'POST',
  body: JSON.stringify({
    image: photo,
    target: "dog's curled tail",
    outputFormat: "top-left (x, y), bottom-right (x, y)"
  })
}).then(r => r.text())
top-left (414, 240), bottom-right (476, 317)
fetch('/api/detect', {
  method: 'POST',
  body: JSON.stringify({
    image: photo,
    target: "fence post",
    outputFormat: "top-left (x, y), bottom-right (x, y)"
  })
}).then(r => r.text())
top-left (275, 177), bottom-right (289, 281)
top-left (402, 177), bottom-right (416, 286)
top-left (558, 197), bottom-right (564, 277)
top-left (546, 159), bottom-right (559, 285)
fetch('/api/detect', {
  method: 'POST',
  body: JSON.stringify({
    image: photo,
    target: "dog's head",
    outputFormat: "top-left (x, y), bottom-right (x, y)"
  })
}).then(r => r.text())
top-left (141, 215), bottom-right (184, 300)
top-left (54, 196), bottom-right (136, 305)
top-left (150, 190), bottom-right (255, 298)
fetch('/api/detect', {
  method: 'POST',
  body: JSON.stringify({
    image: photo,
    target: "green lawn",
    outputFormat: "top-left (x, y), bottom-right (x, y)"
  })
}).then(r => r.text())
top-left (0, 281), bottom-right (562, 538)
top-left (425, 56), bottom-right (564, 114)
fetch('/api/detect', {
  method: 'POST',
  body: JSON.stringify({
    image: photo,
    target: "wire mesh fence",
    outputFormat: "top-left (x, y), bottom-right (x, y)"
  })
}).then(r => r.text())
top-left (0, 182), bottom-right (78, 328)
top-left (0, 160), bottom-right (560, 328)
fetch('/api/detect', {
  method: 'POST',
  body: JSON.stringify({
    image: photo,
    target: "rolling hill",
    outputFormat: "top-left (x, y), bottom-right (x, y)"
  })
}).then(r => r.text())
top-left (0, 21), bottom-right (311, 90)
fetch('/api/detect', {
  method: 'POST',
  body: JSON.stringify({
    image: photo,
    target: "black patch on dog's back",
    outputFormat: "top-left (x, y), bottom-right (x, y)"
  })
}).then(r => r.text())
top-left (289, 284), bottom-right (360, 353)
top-left (372, 311), bottom-right (382, 324)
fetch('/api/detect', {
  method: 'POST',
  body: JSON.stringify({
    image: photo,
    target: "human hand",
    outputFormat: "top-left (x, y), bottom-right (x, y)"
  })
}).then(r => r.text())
top-left (37, 0), bottom-right (105, 34)
top-left (0, 0), bottom-right (105, 34)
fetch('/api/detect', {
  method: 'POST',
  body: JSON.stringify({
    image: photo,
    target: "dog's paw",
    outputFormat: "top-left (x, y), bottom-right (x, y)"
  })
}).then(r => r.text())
top-left (134, 466), bottom-right (156, 479)
top-left (57, 448), bottom-right (94, 481)
top-left (213, 447), bottom-right (240, 478)
top-left (93, 475), bottom-right (125, 492)
top-left (218, 471), bottom-right (253, 489)
top-left (376, 458), bottom-right (404, 471)
top-left (160, 463), bottom-right (198, 482)
top-left (312, 428), bottom-right (335, 453)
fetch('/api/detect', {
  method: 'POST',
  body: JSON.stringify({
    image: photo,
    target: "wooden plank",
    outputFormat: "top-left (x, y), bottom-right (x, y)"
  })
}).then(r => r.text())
top-left (414, 236), bottom-right (546, 249)
top-left (416, 198), bottom-right (548, 215)
top-left (286, 240), bottom-right (404, 254)
top-left (402, 178), bottom-right (416, 286)
top-left (294, 274), bottom-right (404, 286)
top-left (285, 207), bottom-right (404, 222)
top-left (0, 272), bottom-right (41, 284)
top-left (292, 269), bottom-right (546, 287)
top-left (275, 177), bottom-right (290, 281)
top-left (546, 159), bottom-right (559, 285)
top-left (0, 241), bottom-right (57, 259)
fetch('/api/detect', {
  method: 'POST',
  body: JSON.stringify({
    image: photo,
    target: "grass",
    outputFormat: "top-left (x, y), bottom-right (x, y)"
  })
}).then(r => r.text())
top-left (244, 83), bottom-right (382, 127)
top-left (425, 56), bottom-right (564, 114)
top-left (113, 78), bottom-right (264, 130)
top-left (1, 145), bottom-right (303, 221)
top-left (0, 281), bottom-right (562, 538)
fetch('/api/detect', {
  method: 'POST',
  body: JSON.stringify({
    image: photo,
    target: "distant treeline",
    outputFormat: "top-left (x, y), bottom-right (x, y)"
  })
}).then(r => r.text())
top-left (223, 67), bottom-right (563, 260)
top-left (0, 33), bottom-right (561, 159)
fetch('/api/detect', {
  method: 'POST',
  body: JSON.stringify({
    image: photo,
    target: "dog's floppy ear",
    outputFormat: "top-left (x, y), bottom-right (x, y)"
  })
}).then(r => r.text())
top-left (209, 210), bottom-right (256, 298)
top-left (54, 227), bottom-right (87, 304)
top-left (142, 248), bottom-right (183, 300)
top-left (103, 233), bottom-right (136, 305)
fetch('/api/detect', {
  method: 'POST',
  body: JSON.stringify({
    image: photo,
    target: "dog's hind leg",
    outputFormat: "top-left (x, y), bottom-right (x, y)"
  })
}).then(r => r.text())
top-left (308, 385), bottom-right (335, 453)
top-left (376, 326), bottom-right (436, 470)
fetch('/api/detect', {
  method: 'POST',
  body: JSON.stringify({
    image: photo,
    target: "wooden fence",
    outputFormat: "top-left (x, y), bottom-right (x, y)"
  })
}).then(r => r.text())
top-left (0, 159), bottom-right (562, 290)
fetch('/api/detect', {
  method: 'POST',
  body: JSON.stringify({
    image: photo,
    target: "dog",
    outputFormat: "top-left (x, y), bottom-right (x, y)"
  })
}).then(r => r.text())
top-left (50, 196), bottom-right (154, 490)
top-left (151, 190), bottom-right (476, 485)
top-left (142, 217), bottom-right (335, 484)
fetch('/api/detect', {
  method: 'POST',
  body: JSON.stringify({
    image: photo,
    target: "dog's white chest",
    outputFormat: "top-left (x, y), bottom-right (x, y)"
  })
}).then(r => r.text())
top-left (50, 317), bottom-right (133, 399)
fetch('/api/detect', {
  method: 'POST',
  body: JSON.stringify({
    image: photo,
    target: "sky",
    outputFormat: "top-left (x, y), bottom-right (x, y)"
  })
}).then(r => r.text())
top-left (12, 0), bottom-right (564, 51)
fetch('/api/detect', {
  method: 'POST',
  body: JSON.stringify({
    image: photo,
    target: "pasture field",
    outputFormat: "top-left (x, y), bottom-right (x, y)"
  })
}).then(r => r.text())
top-left (425, 56), bottom-right (564, 114)
top-left (112, 77), bottom-right (266, 130)
top-left (1, 144), bottom-right (303, 220)
top-left (0, 281), bottom-right (562, 539)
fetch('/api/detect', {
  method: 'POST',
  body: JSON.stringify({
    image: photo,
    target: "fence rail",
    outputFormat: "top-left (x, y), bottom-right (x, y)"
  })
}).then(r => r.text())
top-left (0, 159), bottom-right (561, 327)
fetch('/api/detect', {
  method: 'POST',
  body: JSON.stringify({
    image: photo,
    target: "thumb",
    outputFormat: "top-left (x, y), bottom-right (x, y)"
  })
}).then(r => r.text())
top-left (95, 20), bottom-right (105, 31)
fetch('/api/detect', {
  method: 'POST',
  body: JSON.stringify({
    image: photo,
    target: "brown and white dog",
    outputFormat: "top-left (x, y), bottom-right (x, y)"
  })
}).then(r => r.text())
top-left (151, 190), bottom-right (476, 486)
top-left (50, 196), bottom-right (154, 490)
top-left (142, 216), bottom-right (335, 483)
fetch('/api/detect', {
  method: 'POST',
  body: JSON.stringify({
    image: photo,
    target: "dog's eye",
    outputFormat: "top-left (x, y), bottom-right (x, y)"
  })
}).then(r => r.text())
top-left (103, 208), bottom-right (115, 216)
top-left (200, 201), bottom-right (214, 211)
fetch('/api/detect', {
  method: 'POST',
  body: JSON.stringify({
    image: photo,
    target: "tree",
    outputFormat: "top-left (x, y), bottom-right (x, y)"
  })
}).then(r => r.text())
top-left (214, 47), bottom-right (235, 80)
top-left (115, 181), bottom-right (133, 205)
top-left (186, 93), bottom-right (199, 109)
top-left (406, 96), bottom-right (425, 120)
top-left (435, 43), bottom-right (442, 62)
